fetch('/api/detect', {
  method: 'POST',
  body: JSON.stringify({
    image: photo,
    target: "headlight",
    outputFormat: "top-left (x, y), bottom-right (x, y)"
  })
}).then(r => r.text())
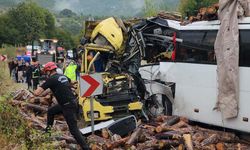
top-left (49, 50), bottom-right (55, 54)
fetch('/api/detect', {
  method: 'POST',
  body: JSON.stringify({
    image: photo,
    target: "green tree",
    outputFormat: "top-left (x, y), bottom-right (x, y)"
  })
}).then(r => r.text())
top-left (144, 0), bottom-right (159, 17)
top-left (54, 28), bottom-right (75, 50)
top-left (5, 2), bottom-right (56, 46)
top-left (59, 9), bottom-right (77, 18)
top-left (179, 0), bottom-right (218, 17)
top-left (0, 14), bottom-right (20, 46)
top-left (43, 10), bottom-right (56, 38)
top-left (8, 2), bottom-right (46, 45)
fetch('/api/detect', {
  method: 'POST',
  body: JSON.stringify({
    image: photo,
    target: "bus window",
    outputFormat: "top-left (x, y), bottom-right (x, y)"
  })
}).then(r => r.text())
top-left (239, 30), bottom-right (250, 67)
top-left (177, 30), bottom-right (217, 64)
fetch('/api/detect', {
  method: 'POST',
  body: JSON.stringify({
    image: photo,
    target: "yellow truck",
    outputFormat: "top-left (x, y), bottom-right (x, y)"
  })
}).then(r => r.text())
top-left (79, 17), bottom-right (146, 123)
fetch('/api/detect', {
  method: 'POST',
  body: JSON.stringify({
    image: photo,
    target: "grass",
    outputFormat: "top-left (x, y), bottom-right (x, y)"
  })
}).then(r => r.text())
top-left (0, 50), bottom-right (64, 149)
top-left (0, 45), bottom-right (16, 58)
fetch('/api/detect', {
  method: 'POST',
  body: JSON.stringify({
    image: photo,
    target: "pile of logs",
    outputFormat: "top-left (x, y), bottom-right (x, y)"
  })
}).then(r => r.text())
top-left (10, 87), bottom-right (250, 150)
top-left (88, 115), bottom-right (250, 150)
top-left (189, 3), bottom-right (219, 22)
top-left (10, 82), bottom-right (79, 149)
top-left (157, 11), bottom-right (182, 21)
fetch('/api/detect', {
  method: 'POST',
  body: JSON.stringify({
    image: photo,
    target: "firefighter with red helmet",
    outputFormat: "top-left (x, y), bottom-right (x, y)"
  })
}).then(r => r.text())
top-left (34, 62), bottom-right (89, 150)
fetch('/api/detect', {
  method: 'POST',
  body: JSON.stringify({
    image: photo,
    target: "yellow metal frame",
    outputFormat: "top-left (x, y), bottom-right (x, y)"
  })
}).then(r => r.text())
top-left (91, 17), bottom-right (123, 50)
top-left (79, 43), bottom-right (142, 122)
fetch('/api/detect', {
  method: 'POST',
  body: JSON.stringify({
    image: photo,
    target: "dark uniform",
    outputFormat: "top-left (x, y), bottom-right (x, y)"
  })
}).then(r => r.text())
top-left (25, 65), bottom-right (32, 89)
top-left (32, 64), bottom-right (40, 90)
top-left (41, 73), bottom-right (89, 150)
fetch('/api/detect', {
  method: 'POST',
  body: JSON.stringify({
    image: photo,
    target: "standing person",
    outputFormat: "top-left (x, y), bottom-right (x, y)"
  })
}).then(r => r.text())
top-left (31, 60), bottom-right (40, 90)
top-left (17, 60), bottom-right (24, 83)
top-left (25, 62), bottom-right (32, 89)
top-left (64, 61), bottom-right (77, 81)
top-left (13, 60), bottom-right (18, 82)
top-left (57, 59), bottom-right (63, 69)
top-left (8, 58), bottom-right (14, 77)
top-left (33, 62), bottom-right (89, 150)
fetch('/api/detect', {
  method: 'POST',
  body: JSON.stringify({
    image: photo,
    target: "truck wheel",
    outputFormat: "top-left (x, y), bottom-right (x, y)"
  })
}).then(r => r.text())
top-left (147, 94), bottom-right (172, 117)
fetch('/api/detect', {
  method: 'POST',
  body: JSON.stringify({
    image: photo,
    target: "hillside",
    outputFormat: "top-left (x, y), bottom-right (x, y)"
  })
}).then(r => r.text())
top-left (0, 0), bottom-right (180, 17)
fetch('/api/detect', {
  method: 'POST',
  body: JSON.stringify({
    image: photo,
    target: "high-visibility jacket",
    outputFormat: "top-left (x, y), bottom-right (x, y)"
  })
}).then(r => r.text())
top-left (64, 63), bottom-right (77, 81)
top-left (32, 65), bottom-right (40, 79)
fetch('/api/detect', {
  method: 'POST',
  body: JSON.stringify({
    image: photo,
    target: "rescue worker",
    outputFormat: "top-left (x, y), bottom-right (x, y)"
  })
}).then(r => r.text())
top-left (64, 61), bottom-right (77, 81)
top-left (31, 61), bottom-right (40, 90)
top-left (33, 62), bottom-right (89, 150)
top-left (25, 62), bottom-right (32, 89)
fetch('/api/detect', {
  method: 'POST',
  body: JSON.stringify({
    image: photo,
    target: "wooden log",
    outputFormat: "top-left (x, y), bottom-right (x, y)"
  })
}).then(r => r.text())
top-left (11, 100), bottom-right (47, 112)
top-left (180, 117), bottom-right (189, 123)
top-left (178, 144), bottom-right (184, 150)
top-left (36, 116), bottom-right (46, 122)
top-left (106, 137), bottom-right (129, 150)
top-left (11, 99), bottom-right (23, 105)
top-left (213, 3), bottom-right (219, 9)
top-left (183, 134), bottom-right (194, 150)
top-left (55, 135), bottom-right (77, 144)
top-left (154, 115), bottom-right (170, 122)
top-left (111, 134), bottom-right (122, 141)
top-left (156, 116), bottom-right (180, 133)
top-left (216, 143), bottom-right (225, 150)
top-left (165, 116), bottom-right (180, 126)
top-left (87, 134), bottom-right (111, 149)
top-left (22, 89), bottom-right (33, 100)
top-left (201, 134), bottom-right (219, 146)
top-left (209, 144), bottom-right (216, 150)
top-left (192, 132), bottom-right (206, 143)
top-left (141, 124), bottom-right (156, 133)
top-left (194, 126), bottom-right (238, 142)
top-left (126, 127), bottom-right (142, 145)
top-left (137, 129), bottom-right (155, 142)
top-left (172, 120), bottom-right (188, 128)
top-left (90, 144), bottom-right (103, 150)
top-left (102, 128), bottom-right (110, 139)
top-left (199, 7), bottom-right (207, 16)
top-left (146, 122), bottom-right (161, 127)
top-left (25, 103), bottom-right (48, 112)
top-left (51, 140), bottom-right (67, 149)
top-left (29, 97), bottom-right (40, 104)
top-left (30, 114), bottom-right (47, 128)
top-left (155, 131), bottom-right (182, 140)
top-left (158, 139), bottom-right (181, 149)
top-left (136, 139), bottom-right (158, 150)
top-left (13, 90), bottom-right (25, 100)
top-left (54, 124), bottom-right (68, 131)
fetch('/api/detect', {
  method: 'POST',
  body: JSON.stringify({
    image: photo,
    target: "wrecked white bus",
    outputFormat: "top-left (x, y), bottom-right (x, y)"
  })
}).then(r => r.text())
top-left (139, 17), bottom-right (250, 132)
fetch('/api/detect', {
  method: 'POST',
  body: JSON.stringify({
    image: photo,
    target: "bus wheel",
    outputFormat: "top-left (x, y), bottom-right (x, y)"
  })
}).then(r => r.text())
top-left (146, 94), bottom-right (172, 117)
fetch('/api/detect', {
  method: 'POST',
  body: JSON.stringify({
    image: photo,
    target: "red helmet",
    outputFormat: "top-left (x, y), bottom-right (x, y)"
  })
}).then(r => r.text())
top-left (44, 62), bottom-right (57, 72)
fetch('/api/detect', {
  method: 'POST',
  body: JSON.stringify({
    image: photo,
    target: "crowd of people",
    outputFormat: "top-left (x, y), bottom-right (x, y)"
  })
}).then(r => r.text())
top-left (8, 57), bottom-right (81, 91)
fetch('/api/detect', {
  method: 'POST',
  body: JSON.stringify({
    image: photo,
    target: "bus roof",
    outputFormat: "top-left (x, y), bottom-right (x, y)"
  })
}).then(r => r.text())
top-left (167, 17), bottom-right (250, 31)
